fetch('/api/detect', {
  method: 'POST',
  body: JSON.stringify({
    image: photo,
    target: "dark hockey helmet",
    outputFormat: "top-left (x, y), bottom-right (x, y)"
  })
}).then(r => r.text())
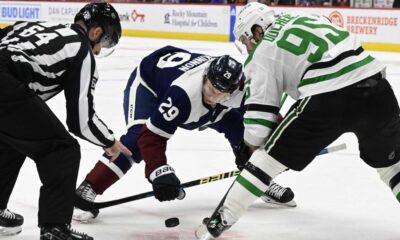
top-left (206, 55), bottom-right (244, 94)
top-left (74, 3), bottom-right (121, 48)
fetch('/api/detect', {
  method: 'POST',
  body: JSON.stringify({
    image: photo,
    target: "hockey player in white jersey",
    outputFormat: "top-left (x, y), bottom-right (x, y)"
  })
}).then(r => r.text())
top-left (195, 3), bottom-right (400, 239)
top-left (73, 46), bottom-right (297, 222)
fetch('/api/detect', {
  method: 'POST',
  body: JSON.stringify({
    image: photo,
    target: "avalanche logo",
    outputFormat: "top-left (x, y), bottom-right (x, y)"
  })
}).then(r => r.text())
top-left (329, 11), bottom-right (344, 28)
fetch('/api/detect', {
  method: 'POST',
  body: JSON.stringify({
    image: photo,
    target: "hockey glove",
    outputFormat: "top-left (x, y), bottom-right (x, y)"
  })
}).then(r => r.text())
top-left (149, 165), bottom-right (181, 202)
top-left (233, 140), bottom-right (252, 171)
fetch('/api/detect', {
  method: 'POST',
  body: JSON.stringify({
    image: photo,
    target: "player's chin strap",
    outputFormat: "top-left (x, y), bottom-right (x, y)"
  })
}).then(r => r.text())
top-left (74, 143), bottom-right (346, 211)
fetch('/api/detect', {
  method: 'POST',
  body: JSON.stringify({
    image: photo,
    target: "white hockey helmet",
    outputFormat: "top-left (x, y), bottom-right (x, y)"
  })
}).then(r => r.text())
top-left (233, 2), bottom-right (275, 53)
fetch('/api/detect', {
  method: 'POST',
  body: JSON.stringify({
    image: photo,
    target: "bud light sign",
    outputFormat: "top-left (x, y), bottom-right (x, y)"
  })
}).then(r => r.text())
top-left (0, 3), bottom-right (41, 22)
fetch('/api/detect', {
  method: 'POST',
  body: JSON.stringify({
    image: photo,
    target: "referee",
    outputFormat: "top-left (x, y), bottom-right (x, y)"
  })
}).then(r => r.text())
top-left (0, 3), bottom-right (131, 239)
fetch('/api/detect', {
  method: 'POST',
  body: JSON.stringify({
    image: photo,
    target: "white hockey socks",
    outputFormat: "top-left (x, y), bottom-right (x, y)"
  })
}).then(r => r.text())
top-left (222, 149), bottom-right (288, 224)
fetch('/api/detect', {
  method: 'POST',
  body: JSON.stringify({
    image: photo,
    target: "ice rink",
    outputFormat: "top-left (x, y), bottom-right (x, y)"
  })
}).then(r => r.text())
top-left (6, 36), bottom-right (400, 240)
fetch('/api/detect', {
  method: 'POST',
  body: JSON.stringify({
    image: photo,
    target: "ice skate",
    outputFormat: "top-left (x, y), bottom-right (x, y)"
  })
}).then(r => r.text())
top-left (0, 209), bottom-right (23, 236)
top-left (261, 182), bottom-right (297, 207)
top-left (73, 181), bottom-right (99, 222)
top-left (40, 224), bottom-right (93, 240)
top-left (195, 208), bottom-right (233, 240)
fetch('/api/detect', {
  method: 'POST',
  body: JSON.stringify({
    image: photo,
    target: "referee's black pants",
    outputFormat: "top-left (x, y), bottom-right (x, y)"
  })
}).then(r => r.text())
top-left (0, 58), bottom-right (80, 226)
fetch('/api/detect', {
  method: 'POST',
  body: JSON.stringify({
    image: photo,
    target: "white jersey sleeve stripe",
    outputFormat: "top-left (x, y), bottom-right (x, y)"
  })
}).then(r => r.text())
top-left (78, 53), bottom-right (103, 145)
top-left (99, 156), bottom-right (125, 178)
top-left (77, 53), bottom-right (107, 146)
top-left (9, 42), bottom-right (81, 69)
top-left (146, 119), bottom-right (173, 139)
top-left (126, 119), bottom-right (147, 129)
top-left (28, 82), bottom-right (59, 92)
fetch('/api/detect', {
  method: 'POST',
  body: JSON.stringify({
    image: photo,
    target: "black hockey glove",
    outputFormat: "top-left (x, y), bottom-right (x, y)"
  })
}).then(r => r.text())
top-left (149, 165), bottom-right (181, 202)
top-left (233, 140), bottom-right (252, 171)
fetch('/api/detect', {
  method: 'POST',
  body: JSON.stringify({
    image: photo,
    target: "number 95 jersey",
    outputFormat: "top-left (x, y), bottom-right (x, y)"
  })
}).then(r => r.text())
top-left (124, 46), bottom-right (245, 139)
top-left (243, 13), bottom-right (385, 147)
top-left (245, 13), bottom-right (385, 104)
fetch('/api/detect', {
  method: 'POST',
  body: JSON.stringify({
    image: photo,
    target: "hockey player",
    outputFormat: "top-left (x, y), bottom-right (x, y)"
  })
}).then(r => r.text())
top-left (0, 3), bottom-right (131, 240)
top-left (73, 46), bottom-right (296, 222)
top-left (195, 3), bottom-right (400, 239)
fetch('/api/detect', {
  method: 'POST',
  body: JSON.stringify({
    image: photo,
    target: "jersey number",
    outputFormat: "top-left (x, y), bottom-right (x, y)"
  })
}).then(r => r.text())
top-left (156, 52), bottom-right (191, 69)
top-left (276, 17), bottom-right (349, 63)
top-left (3, 23), bottom-right (59, 46)
top-left (159, 97), bottom-right (179, 121)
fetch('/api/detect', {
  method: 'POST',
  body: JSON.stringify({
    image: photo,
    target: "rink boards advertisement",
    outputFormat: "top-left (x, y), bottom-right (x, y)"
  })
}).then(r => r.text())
top-left (270, 6), bottom-right (400, 52)
top-left (113, 4), bottom-right (232, 42)
top-left (0, 1), bottom-right (399, 52)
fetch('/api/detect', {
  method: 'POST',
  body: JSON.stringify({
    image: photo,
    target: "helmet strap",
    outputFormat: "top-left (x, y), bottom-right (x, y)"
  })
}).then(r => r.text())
top-left (90, 36), bottom-right (102, 49)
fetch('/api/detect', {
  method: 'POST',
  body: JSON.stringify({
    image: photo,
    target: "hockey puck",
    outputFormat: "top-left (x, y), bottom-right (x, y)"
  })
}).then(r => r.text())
top-left (165, 217), bottom-right (180, 228)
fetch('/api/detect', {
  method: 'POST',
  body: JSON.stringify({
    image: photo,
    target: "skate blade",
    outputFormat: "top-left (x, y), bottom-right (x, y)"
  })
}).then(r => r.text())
top-left (260, 195), bottom-right (297, 208)
top-left (0, 226), bottom-right (22, 236)
top-left (195, 223), bottom-right (213, 240)
top-left (72, 208), bottom-right (97, 223)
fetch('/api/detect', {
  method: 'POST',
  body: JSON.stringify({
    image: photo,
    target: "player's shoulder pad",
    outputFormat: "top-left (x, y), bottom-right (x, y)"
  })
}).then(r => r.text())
top-left (151, 45), bottom-right (191, 57)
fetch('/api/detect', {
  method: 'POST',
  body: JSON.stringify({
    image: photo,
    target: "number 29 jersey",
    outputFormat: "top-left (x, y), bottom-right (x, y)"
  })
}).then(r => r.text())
top-left (125, 46), bottom-right (245, 140)
top-left (243, 13), bottom-right (385, 147)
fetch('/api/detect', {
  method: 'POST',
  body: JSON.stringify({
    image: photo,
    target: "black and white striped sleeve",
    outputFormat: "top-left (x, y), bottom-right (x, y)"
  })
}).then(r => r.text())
top-left (64, 43), bottom-right (115, 148)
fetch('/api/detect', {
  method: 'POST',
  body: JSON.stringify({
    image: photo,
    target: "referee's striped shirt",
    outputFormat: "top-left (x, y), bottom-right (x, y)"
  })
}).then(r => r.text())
top-left (0, 21), bottom-right (115, 147)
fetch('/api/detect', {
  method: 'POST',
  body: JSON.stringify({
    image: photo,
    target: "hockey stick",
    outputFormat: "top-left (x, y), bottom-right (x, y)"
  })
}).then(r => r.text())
top-left (319, 143), bottom-right (346, 154)
top-left (75, 169), bottom-right (240, 211)
top-left (75, 143), bottom-right (346, 211)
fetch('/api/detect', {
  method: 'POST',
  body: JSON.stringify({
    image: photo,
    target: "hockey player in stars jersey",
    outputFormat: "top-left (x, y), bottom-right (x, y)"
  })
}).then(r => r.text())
top-left (195, 3), bottom-right (400, 239)
top-left (73, 46), bottom-right (296, 222)
top-left (0, 3), bottom-right (131, 240)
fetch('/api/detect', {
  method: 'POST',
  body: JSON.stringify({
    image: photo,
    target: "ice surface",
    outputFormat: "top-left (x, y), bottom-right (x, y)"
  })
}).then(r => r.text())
top-left (8, 37), bottom-right (400, 240)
